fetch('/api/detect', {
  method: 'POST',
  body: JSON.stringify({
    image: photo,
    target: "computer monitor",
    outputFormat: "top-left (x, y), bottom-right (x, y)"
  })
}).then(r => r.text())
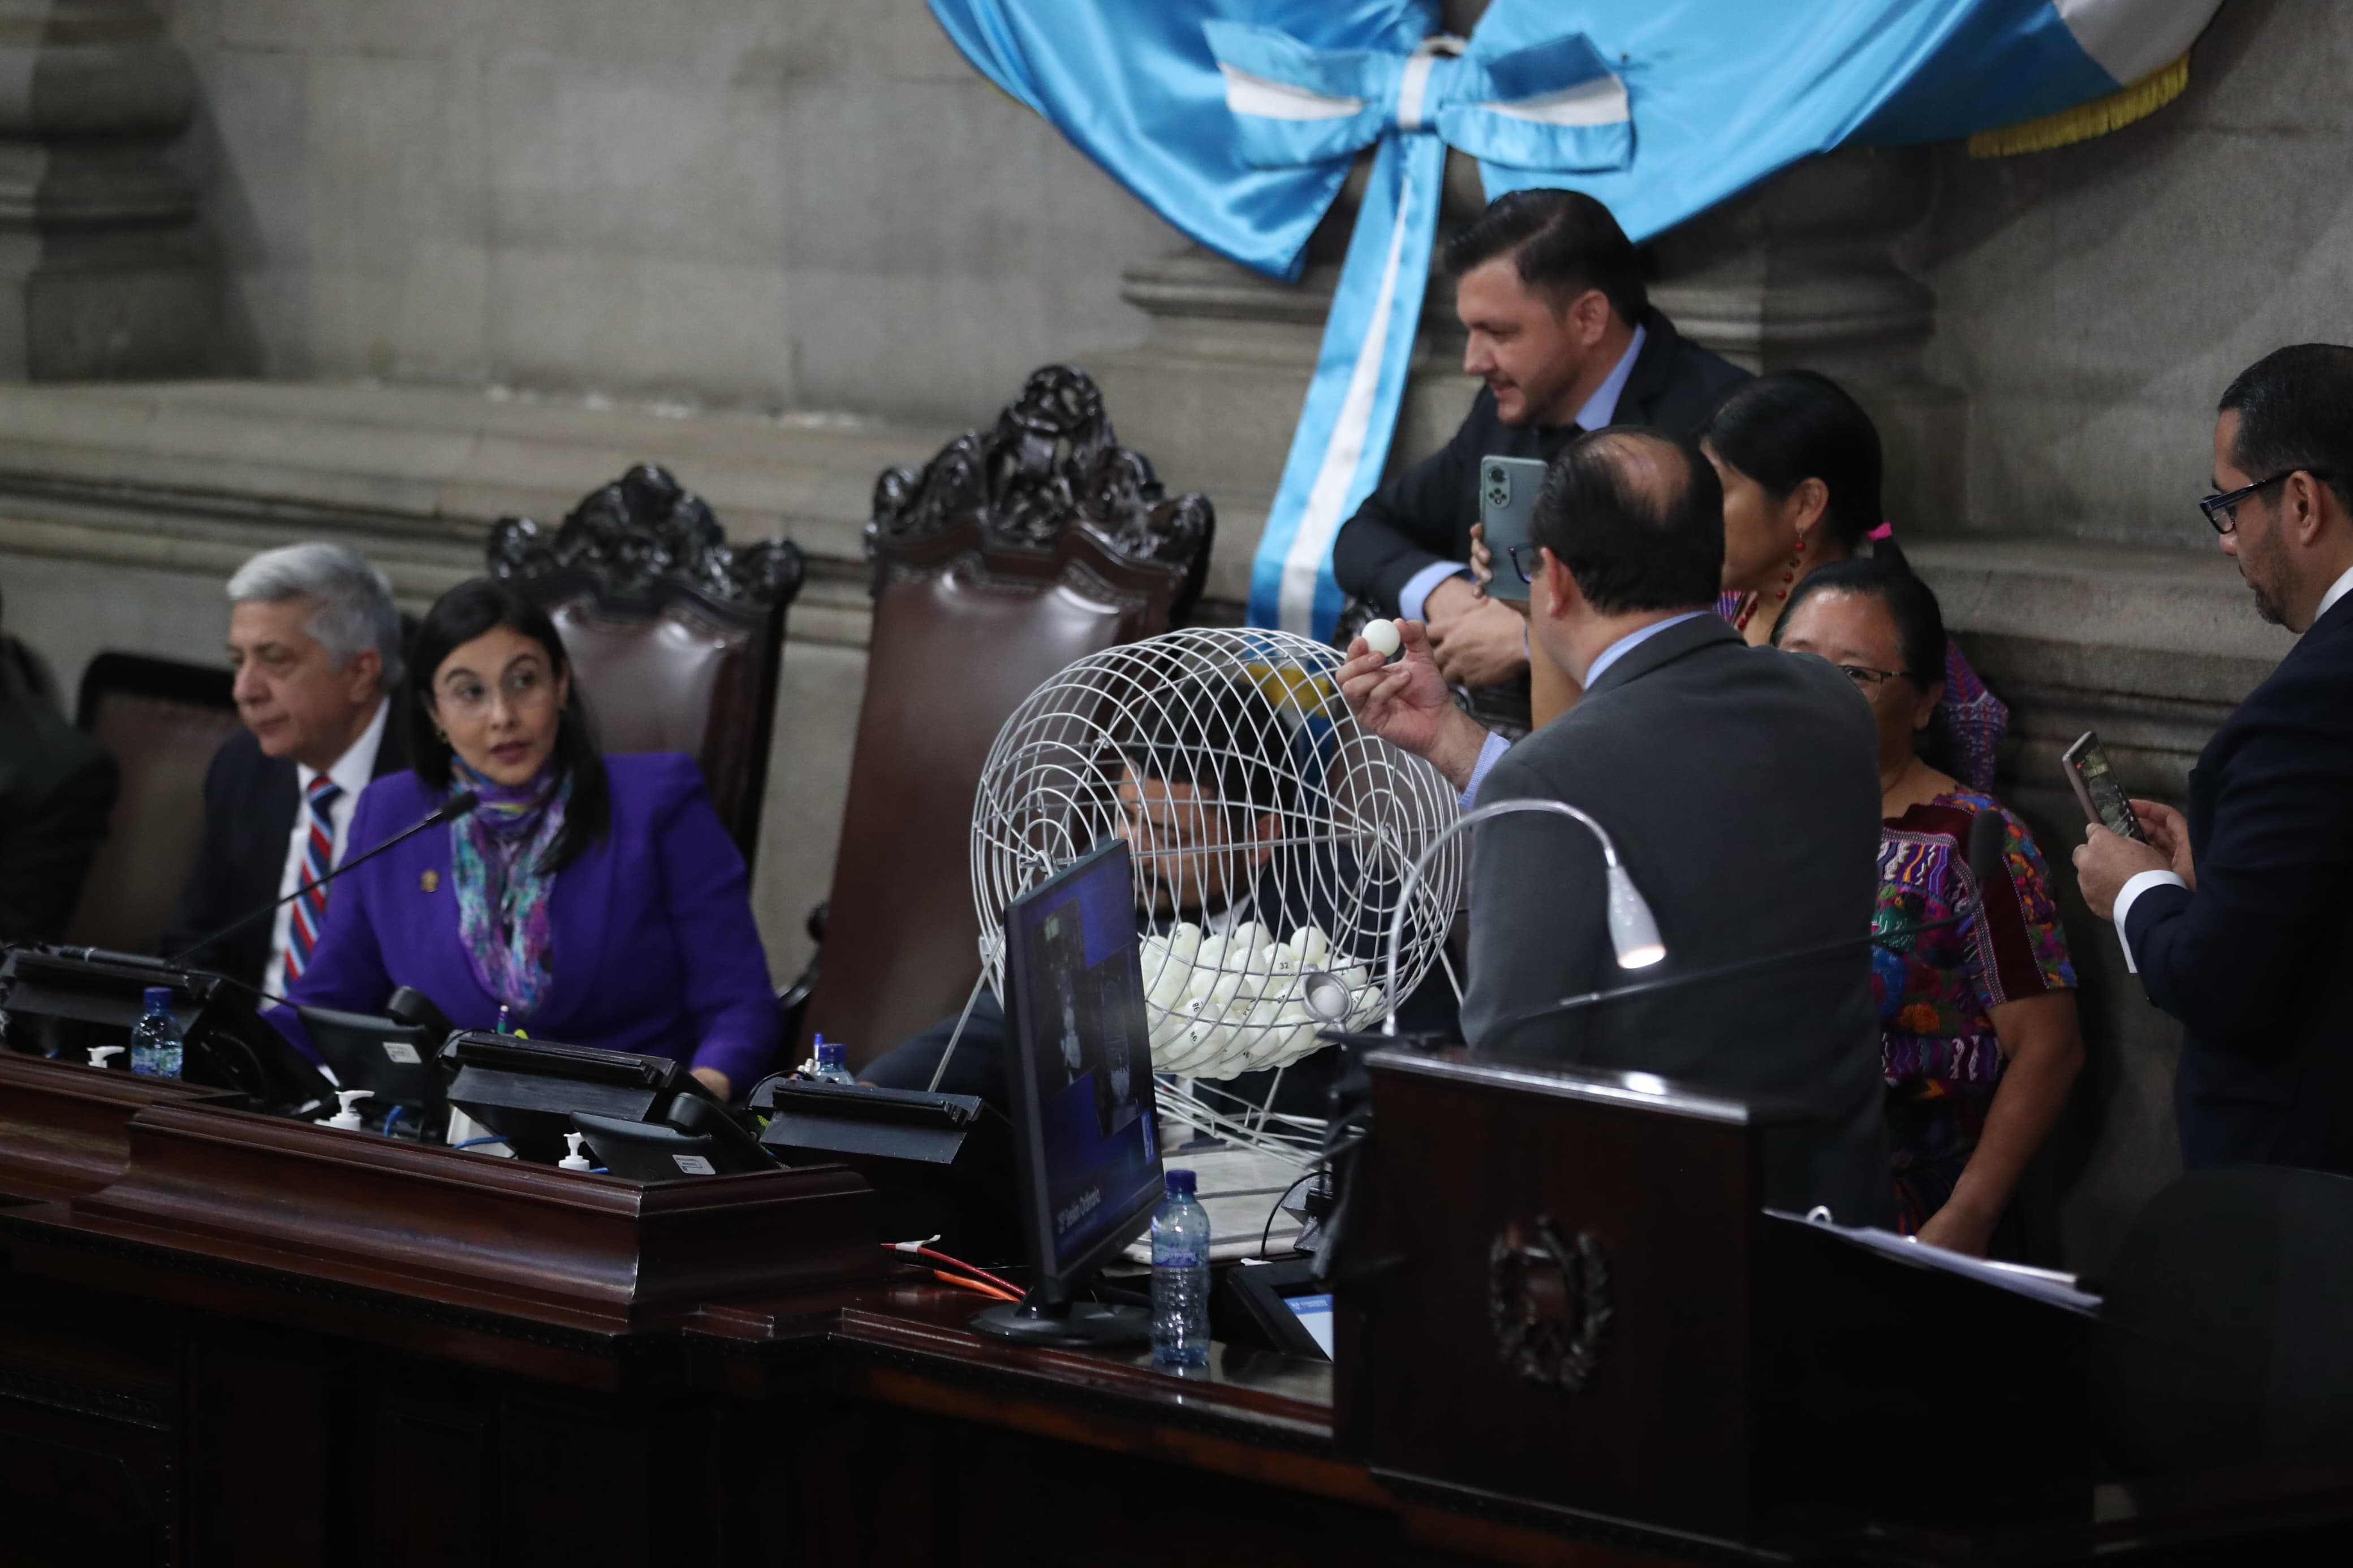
top-left (1216, 1256), bottom-right (1334, 1360)
top-left (296, 1005), bottom-right (449, 1139)
top-left (969, 839), bottom-right (1165, 1347)
top-left (438, 1030), bottom-right (726, 1165)
top-left (0, 944), bottom-right (335, 1117)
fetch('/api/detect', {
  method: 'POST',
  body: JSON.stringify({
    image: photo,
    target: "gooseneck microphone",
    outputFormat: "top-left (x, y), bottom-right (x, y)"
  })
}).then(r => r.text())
top-left (163, 791), bottom-right (481, 969)
top-left (1474, 805), bottom-right (2011, 1051)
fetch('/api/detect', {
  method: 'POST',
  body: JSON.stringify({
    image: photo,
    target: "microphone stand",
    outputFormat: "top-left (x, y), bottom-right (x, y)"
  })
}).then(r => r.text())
top-left (1381, 798), bottom-right (1665, 1039)
top-left (1379, 791), bottom-right (2009, 1038)
top-left (165, 790), bottom-right (481, 969)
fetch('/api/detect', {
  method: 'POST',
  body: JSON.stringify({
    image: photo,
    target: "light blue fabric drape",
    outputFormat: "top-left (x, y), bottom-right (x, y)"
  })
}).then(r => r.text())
top-left (928, 0), bottom-right (2219, 634)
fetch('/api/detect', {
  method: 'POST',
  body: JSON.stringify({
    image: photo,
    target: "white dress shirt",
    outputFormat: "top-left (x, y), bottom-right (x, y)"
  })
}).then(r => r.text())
top-left (1397, 325), bottom-right (1650, 624)
top-left (262, 698), bottom-right (389, 997)
top-left (2111, 559), bottom-right (2353, 973)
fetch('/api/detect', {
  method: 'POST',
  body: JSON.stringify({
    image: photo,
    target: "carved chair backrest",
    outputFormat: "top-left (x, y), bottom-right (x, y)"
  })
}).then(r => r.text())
top-left (63, 654), bottom-right (243, 953)
top-left (806, 365), bottom-right (1213, 1065)
top-left (488, 466), bottom-right (806, 868)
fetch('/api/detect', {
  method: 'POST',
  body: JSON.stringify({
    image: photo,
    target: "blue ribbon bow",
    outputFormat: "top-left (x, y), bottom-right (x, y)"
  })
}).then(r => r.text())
top-left (929, 0), bottom-right (2220, 638)
top-left (1206, 21), bottom-right (1633, 634)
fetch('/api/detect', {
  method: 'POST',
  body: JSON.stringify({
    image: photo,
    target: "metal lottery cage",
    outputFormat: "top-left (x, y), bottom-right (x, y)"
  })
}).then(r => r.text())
top-left (968, 627), bottom-right (1463, 1163)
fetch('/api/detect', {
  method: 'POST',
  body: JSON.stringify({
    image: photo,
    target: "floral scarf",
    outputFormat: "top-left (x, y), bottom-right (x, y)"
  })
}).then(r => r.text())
top-left (450, 758), bottom-right (569, 1021)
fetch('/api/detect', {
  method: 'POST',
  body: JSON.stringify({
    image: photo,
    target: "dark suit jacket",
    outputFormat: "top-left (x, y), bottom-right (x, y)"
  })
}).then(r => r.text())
top-left (1331, 308), bottom-right (1751, 615)
top-left (1463, 614), bottom-right (1893, 1225)
top-left (2124, 591), bottom-right (2353, 1174)
top-left (160, 707), bottom-right (408, 989)
top-left (0, 637), bottom-right (119, 941)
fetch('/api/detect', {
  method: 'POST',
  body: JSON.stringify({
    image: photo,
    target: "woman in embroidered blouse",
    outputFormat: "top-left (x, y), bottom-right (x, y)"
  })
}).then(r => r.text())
top-left (270, 578), bottom-right (779, 1100)
top-left (1700, 370), bottom-right (2010, 791)
top-left (1773, 559), bottom-right (2082, 1255)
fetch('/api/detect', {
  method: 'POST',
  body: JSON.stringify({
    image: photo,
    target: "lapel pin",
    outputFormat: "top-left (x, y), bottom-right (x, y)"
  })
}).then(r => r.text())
top-left (421, 870), bottom-right (440, 893)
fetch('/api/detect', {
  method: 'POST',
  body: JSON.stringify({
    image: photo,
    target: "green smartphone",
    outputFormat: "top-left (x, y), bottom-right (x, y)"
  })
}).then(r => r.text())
top-left (1477, 455), bottom-right (1548, 605)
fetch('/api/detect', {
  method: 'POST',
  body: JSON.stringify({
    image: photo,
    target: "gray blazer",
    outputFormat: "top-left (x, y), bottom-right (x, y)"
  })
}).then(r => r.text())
top-left (1463, 613), bottom-right (1894, 1226)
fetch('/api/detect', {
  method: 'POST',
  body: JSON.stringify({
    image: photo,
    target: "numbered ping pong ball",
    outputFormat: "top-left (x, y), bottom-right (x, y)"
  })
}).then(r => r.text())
top-left (1361, 619), bottom-right (1402, 658)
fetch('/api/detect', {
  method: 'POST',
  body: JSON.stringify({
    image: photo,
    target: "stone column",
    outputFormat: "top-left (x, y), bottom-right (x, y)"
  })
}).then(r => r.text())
top-left (0, 0), bottom-right (210, 378)
top-left (1648, 145), bottom-right (1956, 531)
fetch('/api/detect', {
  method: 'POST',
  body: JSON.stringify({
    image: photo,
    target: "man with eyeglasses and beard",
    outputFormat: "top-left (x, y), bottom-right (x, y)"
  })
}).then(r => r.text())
top-left (861, 683), bottom-right (1453, 1111)
top-left (2074, 345), bottom-right (2353, 1177)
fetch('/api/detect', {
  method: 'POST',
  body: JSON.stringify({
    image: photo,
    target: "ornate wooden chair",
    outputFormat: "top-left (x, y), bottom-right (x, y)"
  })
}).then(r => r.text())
top-left (489, 465), bottom-right (805, 869)
top-left (795, 365), bottom-right (1213, 1064)
top-left (63, 653), bottom-right (242, 954)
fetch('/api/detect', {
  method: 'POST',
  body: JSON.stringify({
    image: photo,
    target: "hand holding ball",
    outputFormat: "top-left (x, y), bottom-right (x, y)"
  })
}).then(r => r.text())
top-left (1360, 618), bottom-right (1403, 659)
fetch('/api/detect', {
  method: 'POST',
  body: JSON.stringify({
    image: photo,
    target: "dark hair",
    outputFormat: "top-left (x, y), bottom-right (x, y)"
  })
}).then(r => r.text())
top-left (1772, 558), bottom-right (1957, 772)
top-left (1529, 429), bottom-right (1724, 615)
top-left (1774, 558), bottom-right (1943, 685)
top-left (1699, 370), bottom-right (1903, 567)
top-left (1443, 189), bottom-right (1647, 325)
top-left (1118, 679), bottom-right (1292, 822)
top-left (404, 577), bottom-right (610, 874)
top-left (2218, 344), bottom-right (2353, 513)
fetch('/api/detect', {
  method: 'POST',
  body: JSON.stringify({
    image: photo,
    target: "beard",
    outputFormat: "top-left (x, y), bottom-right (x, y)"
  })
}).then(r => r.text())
top-left (2251, 578), bottom-right (2289, 627)
top-left (2238, 528), bottom-right (2292, 626)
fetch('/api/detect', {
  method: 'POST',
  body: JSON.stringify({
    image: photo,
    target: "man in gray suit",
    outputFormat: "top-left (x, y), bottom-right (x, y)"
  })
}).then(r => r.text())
top-left (1340, 429), bottom-right (1892, 1225)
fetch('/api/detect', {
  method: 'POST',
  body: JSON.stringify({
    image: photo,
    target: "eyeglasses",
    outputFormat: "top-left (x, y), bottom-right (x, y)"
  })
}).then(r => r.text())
top-left (1506, 543), bottom-right (1544, 584)
top-left (1835, 663), bottom-right (1911, 691)
top-left (2200, 469), bottom-right (2330, 535)
top-left (436, 666), bottom-right (557, 720)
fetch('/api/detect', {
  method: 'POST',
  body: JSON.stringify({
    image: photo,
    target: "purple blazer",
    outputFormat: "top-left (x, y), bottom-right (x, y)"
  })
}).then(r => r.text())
top-left (269, 752), bottom-right (779, 1090)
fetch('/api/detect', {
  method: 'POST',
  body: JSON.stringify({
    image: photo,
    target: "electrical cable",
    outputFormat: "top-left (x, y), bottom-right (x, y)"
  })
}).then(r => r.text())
top-left (883, 1240), bottom-right (1022, 1299)
top-left (1262, 1170), bottom-right (1317, 1259)
top-left (380, 1105), bottom-right (404, 1139)
top-left (450, 1135), bottom-right (507, 1150)
top-left (931, 1270), bottom-right (1019, 1302)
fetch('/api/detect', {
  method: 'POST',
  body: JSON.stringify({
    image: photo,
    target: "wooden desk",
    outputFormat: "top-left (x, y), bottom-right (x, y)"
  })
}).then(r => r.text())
top-left (0, 1052), bottom-right (2346, 1567)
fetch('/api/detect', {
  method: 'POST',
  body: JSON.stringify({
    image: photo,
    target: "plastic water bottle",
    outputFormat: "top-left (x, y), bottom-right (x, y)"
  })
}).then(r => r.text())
top-left (127, 987), bottom-right (183, 1079)
top-left (1151, 1168), bottom-right (1211, 1368)
top-left (811, 1036), bottom-right (855, 1085)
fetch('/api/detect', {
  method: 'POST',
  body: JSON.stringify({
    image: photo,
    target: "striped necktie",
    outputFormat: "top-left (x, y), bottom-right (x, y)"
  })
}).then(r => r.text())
top-left (284, 775), bottom-right (344, 986)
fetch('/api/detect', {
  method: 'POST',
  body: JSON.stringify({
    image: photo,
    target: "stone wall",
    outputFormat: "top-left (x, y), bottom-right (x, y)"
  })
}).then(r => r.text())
top-left (154, 0), bottom-right (1180, 422)
top-left (1916, 0), bottom-right (2353, 548)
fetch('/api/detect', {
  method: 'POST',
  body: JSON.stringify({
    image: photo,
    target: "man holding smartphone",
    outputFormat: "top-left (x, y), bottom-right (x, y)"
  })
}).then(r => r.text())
top-left (1330, 189), bottom-right (1746, 697)
top-left (2073, 345), bottom-right (2353, 1176)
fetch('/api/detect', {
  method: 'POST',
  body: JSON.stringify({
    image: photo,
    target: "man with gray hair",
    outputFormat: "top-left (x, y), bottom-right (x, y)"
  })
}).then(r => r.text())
top-left (162, 543), bottom-right (410, 993)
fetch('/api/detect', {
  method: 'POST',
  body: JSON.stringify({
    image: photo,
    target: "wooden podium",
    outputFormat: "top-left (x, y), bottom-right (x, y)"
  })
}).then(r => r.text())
top-left (0, 1048), bottom-right (2348, 1565)
top-left (1334, 1049), bottom-right (2093, 1554)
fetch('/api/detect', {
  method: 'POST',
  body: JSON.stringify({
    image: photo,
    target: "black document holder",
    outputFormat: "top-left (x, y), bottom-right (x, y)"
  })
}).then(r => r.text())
top-left (750, 1077), bottom-right (1018, 1261)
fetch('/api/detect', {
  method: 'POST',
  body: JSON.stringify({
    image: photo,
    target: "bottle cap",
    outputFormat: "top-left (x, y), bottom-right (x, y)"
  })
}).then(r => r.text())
top-left (88, 1045), bottom-right (124, 1068)
top-left (559, 1131), bottom-right (592, 1171)
top-left (816, 1036), bottom-right (844, 1064)
top-left (1166, 1168), bottom-right (1196, 1195)
top-left (142, 986), bottom-right (173, 1012)
top-left (324, 1088), bottom-right (373, 1130)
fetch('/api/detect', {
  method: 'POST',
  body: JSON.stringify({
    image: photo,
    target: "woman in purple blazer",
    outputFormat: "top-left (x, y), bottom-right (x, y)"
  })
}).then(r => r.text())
top-left (270, 578), bottom-right (779, 1098)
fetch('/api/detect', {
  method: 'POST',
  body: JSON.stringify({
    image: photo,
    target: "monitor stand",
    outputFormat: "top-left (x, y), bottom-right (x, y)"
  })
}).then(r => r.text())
top-left (969, 1282), bottom-right (1151, 1348)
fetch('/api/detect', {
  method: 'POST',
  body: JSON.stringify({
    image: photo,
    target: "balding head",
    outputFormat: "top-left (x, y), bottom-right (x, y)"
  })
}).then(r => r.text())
top-left (1531, 428), bottom-right (1725, 615)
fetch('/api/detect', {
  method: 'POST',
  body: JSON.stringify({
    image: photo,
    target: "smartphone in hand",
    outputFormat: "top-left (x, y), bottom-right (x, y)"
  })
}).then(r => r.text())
top-left (1476, 455), bottom-right (1548, 605)
top-left (2062, 731), bottom-right (2148, 843)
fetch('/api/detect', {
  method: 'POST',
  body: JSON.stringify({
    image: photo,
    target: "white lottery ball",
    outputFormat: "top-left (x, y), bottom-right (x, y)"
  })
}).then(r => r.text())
top-left (1361, 618), bottom-right (1403, 658)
